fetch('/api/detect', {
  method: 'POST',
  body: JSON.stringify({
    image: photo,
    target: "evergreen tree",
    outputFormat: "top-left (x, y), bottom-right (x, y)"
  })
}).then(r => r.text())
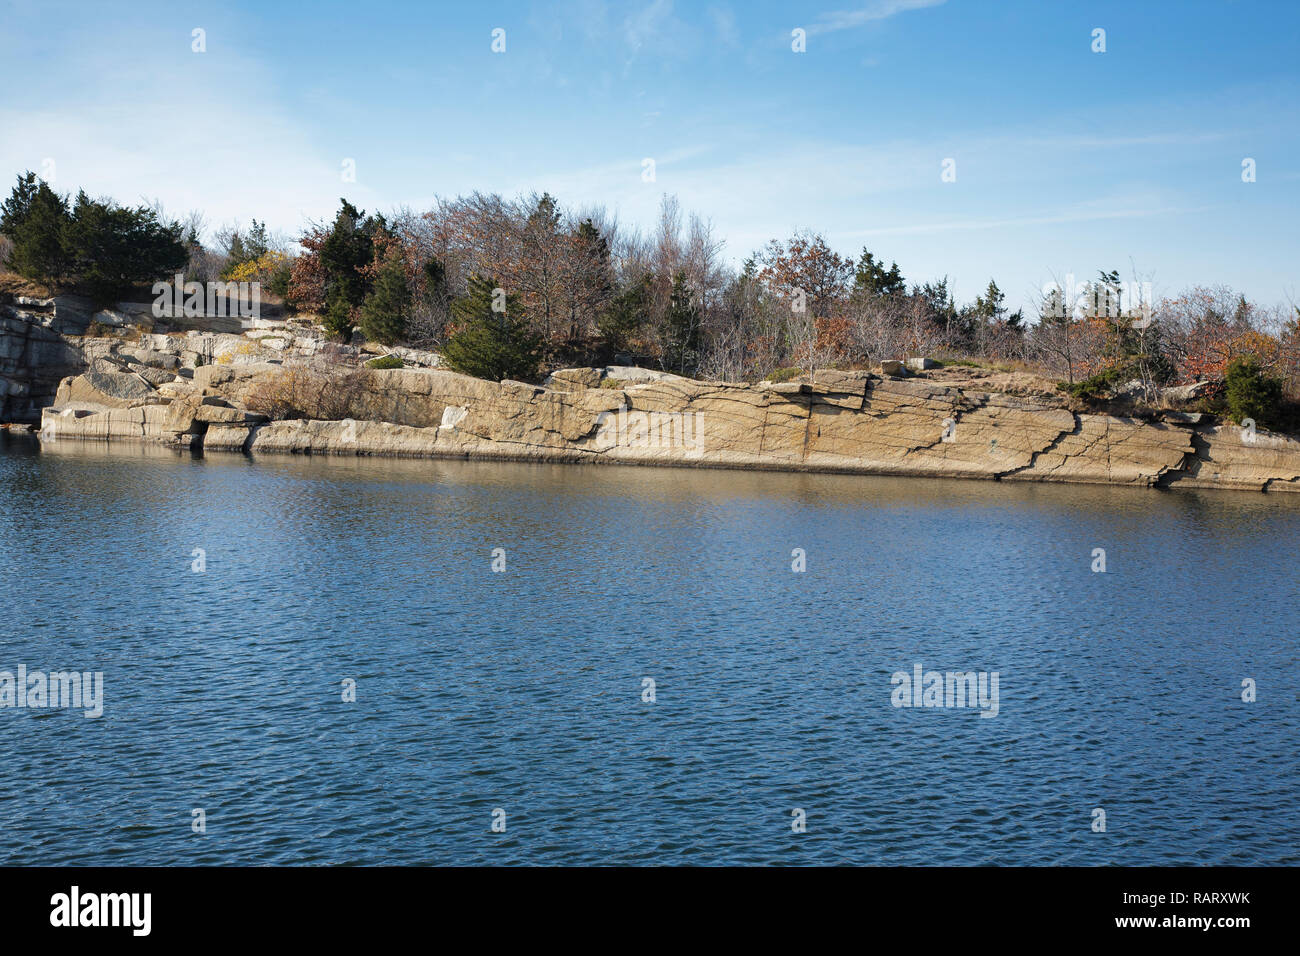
top-left (323, 291), bottom-right (355, 340)
top-left (62, 190), bottom-right (188, 304)
top-left (917, 276), bottom-right (963, 338)
top-left (359, 258), bottom-right (411, 346)
top-left (567, 217), bottom-right (614, 339)
top-left (853, 248), bottom-right (906, 297)
top-left (0, 171), bottom-right (39, 234)
top-left (975, 279), bottom-right (1006, 323)
top-left (664, 270), bottom-right (701, 374)
top-left (520, 192), bottom-right (564, 338)
top-left (423, 257), bottom-right (448, 300)
top-left (246, 220), bottom-right (269, 261)
top-left (598, 273), bottom-right (650, 356)
top-left (221, 219), bottom-right (270, 278)
top-left (1225, 355), bottom-right (1283, 427)
top-left (0, 172), bottom-right (72, 283)
top-left (320, 200), bottom-right (380, 312)
top-left (442, 275), bottom-right (541, 381)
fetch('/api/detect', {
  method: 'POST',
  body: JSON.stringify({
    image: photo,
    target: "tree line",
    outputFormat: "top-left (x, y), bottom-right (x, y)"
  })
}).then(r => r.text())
top-left (2, 172), bottom-right (1297, 427)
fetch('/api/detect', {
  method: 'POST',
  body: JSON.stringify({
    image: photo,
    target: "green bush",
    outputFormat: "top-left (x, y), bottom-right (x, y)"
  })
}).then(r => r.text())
top-left (1224, 356), bottom-right (1283, 428)
top-left (768, 367), bottom-right (803, 383)
top-left (1062, 366), bottom-right (1128, 403)
top-left (365, 354), bottom-right (404, 369)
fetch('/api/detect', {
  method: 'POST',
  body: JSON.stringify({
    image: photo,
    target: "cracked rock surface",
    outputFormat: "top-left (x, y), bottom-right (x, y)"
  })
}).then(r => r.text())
top-left (34, 358), bottom-right (1300, 493)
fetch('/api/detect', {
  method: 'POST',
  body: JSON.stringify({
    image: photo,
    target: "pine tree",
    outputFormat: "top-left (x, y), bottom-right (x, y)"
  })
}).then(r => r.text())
top-left (598, 273), bottom-right (650, 356)
top-left (520, 192), bottom-right (563, 339)
top-left (62, 190), bottom-right (187, 304)
top-left (320, 200), bottom-right (379, 312)
top-left (0, 172), bottom-right (71, 283)
top-left (853, 248), bottom-right (906, 298)
top-left (918, 276), bottom-right (963, 339)
top-left (442, 275), bottom-right (541, 381)
top-left (323, 291), bottom-right (355, 340)
top-left (664, 270), bottom-right (701, 374)
top-left (1225, 355), bottom-right (1283, 427)
top-left (976, 279), bottom-right (1006, 322)
top-left (220, 219), bottom-right (270, 278)
top-left (359, 258), bottom-right (411, 346)
top-left (0, 172), bottom-right (39, 235)
top-left (565, 218), bottom-right (613, 341)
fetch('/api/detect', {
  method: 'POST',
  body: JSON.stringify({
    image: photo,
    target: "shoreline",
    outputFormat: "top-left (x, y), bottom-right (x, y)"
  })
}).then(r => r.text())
top-left (9, 295), bottom-right (1300, 495)
top-left (29, 364), bottom-right (1300, 494)
top-left (24, 428), bottom-right (1300, 495)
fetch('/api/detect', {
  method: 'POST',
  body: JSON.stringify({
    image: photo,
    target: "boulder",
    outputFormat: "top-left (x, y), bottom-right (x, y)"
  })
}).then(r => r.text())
top-left (194, 404), bottom-right (268, 424)
top-left (1112, 379), bottom-right (1151, 400)
top-left (129, 364), bottom-right (179, 387)
top-left (53, 366), bottom-right (155, 408)
top-left (1159, 381), bottom-right (1211, 403)
top-left (203, 423), bottom-right (260, 451)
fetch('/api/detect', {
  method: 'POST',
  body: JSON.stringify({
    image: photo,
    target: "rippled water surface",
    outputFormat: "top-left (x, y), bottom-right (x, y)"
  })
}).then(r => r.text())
top-left (1, 435), bottom-right (1297, 865)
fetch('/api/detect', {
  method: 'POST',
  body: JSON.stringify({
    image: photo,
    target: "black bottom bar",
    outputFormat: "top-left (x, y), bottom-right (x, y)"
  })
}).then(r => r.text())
top-left (0, 865), bottom-right (1276, 942)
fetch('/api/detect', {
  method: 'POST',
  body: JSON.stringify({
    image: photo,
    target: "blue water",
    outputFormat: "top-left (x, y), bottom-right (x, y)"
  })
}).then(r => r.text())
top-left (1, 436), bottom-right (1297, 865)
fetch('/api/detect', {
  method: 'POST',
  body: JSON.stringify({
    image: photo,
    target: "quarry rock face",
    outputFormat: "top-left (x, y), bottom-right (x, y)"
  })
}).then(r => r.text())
top-left (0, 297), bottom-right (95, 422)
top-left (32, 344), bottom-right (1300, 493)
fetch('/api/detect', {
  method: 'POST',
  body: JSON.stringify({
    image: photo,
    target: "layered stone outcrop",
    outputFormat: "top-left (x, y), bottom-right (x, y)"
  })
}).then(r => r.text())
top-left (0, 296), bottom-right (94, 422)
top-left (34, 357), bottom-right (1300, 493)
top-left (0, 289), bottom-right (439, 424)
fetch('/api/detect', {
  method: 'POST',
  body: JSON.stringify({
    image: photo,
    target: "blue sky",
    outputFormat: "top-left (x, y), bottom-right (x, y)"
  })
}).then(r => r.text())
top-left (1, 0), bottom-right (1297, 313)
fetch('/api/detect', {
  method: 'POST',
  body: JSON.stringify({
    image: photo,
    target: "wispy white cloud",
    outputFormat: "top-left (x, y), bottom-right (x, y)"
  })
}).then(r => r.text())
top-left (1016, 131), bottom-right (1237, 150)
top-left (807, 0), bottom-right (948, 37)
top-left (835, 204), bottom-right (1214, 239)
top-left (0, 34), bottom-right (381, 242)
top-left (623, 0), bottom-right (686, 53)
top-left (708, 4), bottom-right (739, 46)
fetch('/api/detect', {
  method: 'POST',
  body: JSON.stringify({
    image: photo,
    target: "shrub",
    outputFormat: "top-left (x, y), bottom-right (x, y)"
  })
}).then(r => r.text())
top-left (366, 354), bottom-right (404, 369)
top-left (767, 366), bottom-right (803, 383)
top-left (225, 250), bottom-right (287, 285)
top-left (1062, 366), bottom-right (1128, 403)
top-left (244, 367), bottom-right (366, 420)
top-left (1224, 355), bottom-right (1283, 428)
